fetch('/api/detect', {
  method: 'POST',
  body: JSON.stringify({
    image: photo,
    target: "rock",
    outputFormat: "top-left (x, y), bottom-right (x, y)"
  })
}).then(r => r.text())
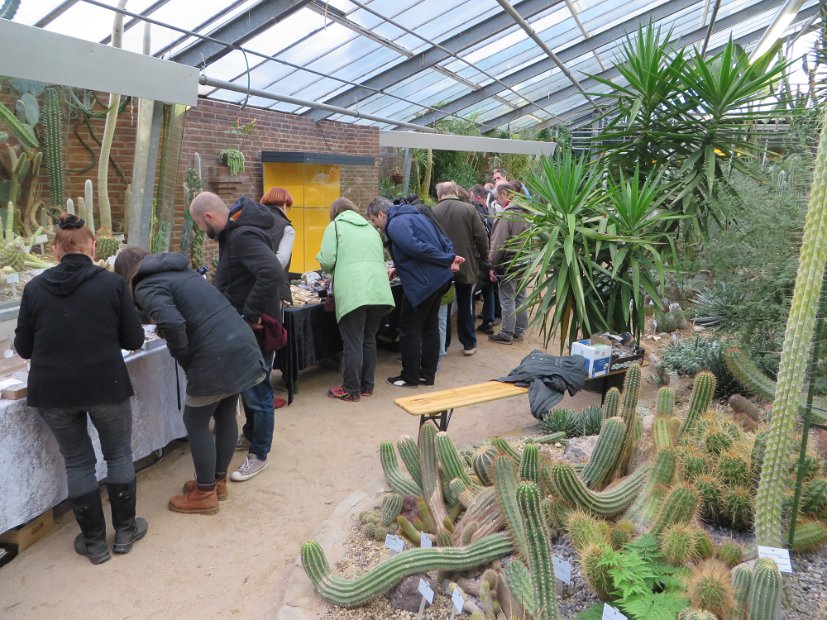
top-left (693, 325), bottom-right (706, 333)
top-left (640, 414), bottom-right (655, 435)
top-left (389, 575), bottom-right (435, 612)
top-left (563, 435), bottom-right (600, 463)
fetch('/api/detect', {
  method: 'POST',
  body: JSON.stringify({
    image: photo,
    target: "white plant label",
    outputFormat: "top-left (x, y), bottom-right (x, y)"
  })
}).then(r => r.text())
top-left (757, 546), bottom-right (793, 573)
top-left (451, 587), bottom-right (465, 612)
top-left (384, 534), bottom-right (404, 554)
top-left (602, 604), bottom-right (627, 620)
top-left (35, 235), bottom-right (47, 244)
top-left (419, 531), bottom-right (432, 548)
top-left (107, 255), bottom-right (117, 266)
top-left (4, 272), bottom-right (19, 284)
top-left (114, 234), bottom-right (125, 242)
top-left (553, 555), bottom-right (573, 584)
top-left (417, 578), bottom-right (434, 603)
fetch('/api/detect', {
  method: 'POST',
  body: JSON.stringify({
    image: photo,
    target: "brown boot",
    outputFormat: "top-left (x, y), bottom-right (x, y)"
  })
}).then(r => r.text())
top-left (168, 488), bottom-right (219, 515)
top-left (182, 478), bottom-right (228, 500)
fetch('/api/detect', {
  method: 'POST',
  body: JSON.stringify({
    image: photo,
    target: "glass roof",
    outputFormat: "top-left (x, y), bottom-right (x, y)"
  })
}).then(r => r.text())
top-left (10, 0), bottom-right (822, 133)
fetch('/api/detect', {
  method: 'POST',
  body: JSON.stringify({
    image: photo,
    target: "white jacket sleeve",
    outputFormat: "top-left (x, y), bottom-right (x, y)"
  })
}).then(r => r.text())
top-left (276, 225), bottom-right (295, 269)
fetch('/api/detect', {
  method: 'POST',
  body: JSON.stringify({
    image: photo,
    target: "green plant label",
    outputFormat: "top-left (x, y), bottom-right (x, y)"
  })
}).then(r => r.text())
top-left (756, 546), bottom-right (792, 573)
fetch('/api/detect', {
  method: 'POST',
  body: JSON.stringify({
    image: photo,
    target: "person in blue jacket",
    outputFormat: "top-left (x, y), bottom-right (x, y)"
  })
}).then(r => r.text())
top-left (367, 197), bottom-right (463, 388)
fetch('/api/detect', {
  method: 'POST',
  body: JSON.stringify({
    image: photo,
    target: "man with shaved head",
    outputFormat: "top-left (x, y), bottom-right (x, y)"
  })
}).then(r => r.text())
top-left (190, 191), bottom-right (284, 483)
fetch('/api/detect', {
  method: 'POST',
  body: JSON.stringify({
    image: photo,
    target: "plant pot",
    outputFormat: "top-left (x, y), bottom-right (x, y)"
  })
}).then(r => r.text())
top-left (390, 171), bottom-right (403, 185)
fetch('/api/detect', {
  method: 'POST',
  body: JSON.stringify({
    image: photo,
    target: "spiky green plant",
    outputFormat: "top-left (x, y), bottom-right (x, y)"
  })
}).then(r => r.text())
top-left (747, 558), bottom-right (782, 620)
top-left (504, 559), bottom-right (538, 618)
top-left (627, 447), bottom-right (676, 525)
top-left (472, 445), bottom-right (498, 486)
top-left (419, 424), bottom-right (448, 530)
top-left (653, 416), bottom-right (674, 450)
top-left (519, 443), bottom-right (540, 483)
top-left (565, 509), bottom-right (611, 552)
top-left (379, 441), bottom-right (420, 497)
top-left (491, 437), bottom-right (521, 462)
top-left (716, 541), bottom-right (743, 567)
top-left (603, 387), bottom-right (621, 419)
top-left (516, 482), bottom-right (558, 619)
top-left (754, 112), bottom-right (827, 546)
top-left (656, 387), bottom-right (676, 416)
top-left (610, 519), bottom-right (635, 550)
top-left (493, 455), bottom-right (529, 560)
top-left (680, 372), bottom-right (716, 437)
top-left (718, 450), bottom-right (750, 488)
top-left (613, 364), bottom-right (642, 477)
top-left (548, 461), bottom-right (648, 517)
top-left (651, 484), bottom-right (698, 537)
top-left (42, 87), bottom-right (64, 209)
top-left (704, 429), bottom-right (733, 456)
top-left (680, 446), bottom-right (710, 482)
top-left (694, 474), bottom-right (724, 522)
top-left (790, 519), bottom-right (827, 552)
top-left (540, 408), bottom-right (576, 435)
top-left (396, 435), bottom-right (422, 490)
top-left (380, 493), bottom-right (403, 527)
top-left (301, 532), bottom-right (513, 607)
top-left (731, 564), bottom-right (751, 620)
top-left (436, 431), bottom-right (475, 489)
top-left (723, 486), bottom-right (753, 531)
top-left (659, 524), bottom-right (698, 566)
top-left (542, 497), bottom-right (571, 540)
top-left (687, 559), bottom-right (735, 618)
top-left (579, 542), bottom-right (614, 601)
top-left (581, 416), bottom-right (626, 489)
top-left (801, 477), bottom-right (827, 517)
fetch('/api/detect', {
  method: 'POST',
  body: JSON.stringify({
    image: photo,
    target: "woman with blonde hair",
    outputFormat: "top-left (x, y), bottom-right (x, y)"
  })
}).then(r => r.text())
top-left (317, 198), bottom-right (394, 401)
top-left (260, 186), bottom-right (294, 305)
top-left (14, 213), bottom-right (147, 564)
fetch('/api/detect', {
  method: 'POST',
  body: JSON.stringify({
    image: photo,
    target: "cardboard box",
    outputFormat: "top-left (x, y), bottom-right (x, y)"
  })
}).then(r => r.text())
top-left (571, 340), bottom-right (612, 378)
top-left (0, 510), bottom-right (56, 552)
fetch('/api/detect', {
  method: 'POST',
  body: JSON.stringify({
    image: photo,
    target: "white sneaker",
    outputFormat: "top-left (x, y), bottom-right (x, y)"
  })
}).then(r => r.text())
top-left (230, 453), bottom-right (270, 481)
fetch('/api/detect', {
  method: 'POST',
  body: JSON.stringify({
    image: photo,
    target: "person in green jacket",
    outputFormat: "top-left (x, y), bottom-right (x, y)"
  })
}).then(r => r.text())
top-left (317, 198), bottom-right (395, 402)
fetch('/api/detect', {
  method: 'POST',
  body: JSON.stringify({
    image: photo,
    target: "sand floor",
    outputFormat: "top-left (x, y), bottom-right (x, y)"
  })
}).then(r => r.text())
top-left (0, 331), bottom-right (600, 619)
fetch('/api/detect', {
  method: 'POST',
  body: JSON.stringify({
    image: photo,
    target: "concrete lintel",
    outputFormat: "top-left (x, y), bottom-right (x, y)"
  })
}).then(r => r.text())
top-left (380, 131), bottom-right (556, 156)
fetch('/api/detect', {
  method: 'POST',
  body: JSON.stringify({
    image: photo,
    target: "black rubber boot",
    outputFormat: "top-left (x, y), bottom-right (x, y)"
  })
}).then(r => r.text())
top-left (108, 480), bottom-right (148, 554)
top-left (70, 489), bottom-right (111, 565)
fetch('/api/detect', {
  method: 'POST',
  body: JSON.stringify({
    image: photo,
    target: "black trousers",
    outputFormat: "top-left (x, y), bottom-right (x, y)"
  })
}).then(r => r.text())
top-left (399, 286), bottom-right (446, 384)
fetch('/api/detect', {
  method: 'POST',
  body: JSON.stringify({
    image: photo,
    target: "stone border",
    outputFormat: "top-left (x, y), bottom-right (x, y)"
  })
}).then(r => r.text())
top-left (276, 479), bottom-right (386, 620)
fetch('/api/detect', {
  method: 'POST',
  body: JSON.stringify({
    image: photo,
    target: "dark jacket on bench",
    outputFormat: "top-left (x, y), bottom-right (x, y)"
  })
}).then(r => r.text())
top-left (497, 350), bottom-right (586, 419)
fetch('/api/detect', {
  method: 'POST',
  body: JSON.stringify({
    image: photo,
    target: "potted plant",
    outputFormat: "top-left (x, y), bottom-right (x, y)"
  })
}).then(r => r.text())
top-left (217, 118), bottom-right (256, 177)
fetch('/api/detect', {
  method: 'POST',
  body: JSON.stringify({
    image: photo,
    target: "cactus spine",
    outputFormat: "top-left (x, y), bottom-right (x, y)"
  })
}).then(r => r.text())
top-left (418, 424), bottom-right (448, 530)
top-left (581, 417), bottom-right (626, 489)
top-left (747, 558), bottom-right (782, 620)
top-left (380, 493), bottom-right (403, 527)
top-left (659, 524), bottom-right (698, 566)
top-left (680, 371), bottom-right (716, 437)
top-left (42, 87), bottom-right (64, 209)
top-left (520, 443), bottom-right (539, 482)
top-left (549, 461), bottom-right (648, 517)
top-left (301, 532), bottom-right (513, 607)
top-left (656, 387), bottom-right (676, 416)
top-left (436, 431), bottom-right (475, 489)
top-left (516, 482), bottom-right (558, 619)
top-left (651, 484), bottom-right (698, 536)
top-left (379, 441), bottom-right (420, 497)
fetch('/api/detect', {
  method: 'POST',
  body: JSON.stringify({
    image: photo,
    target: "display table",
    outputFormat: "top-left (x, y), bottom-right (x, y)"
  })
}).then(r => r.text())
top-left (277, 302), bottom-right (343, 404)
top-left (0, 345), bottom-right (187, 533)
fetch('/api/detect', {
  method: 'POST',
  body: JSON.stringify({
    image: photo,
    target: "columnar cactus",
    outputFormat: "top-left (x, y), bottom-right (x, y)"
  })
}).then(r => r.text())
top-left (396, 435), bottom-right (422, 489)
top-left (301, 532), bottom-right (514, 607)
top-left (520, 443), bottom-right (540, 483)
top-left (42, 87), bottom-right (64, 209)
top-left (473, 445), bottom-right (499, 486)
top-left (653, 416), bottom-right (674, 450)
top-left (436, 432), bottom-right (475, 489)
top-left (493, 455), bottom-right (529, 559)
top-left (549, 461), bottom-right (648, 517)
top-left (613, 364), bottom-right (642, 477)
top-left (747, 558), bottom-right (782, 620)
top-left (755, 110), bottom-right (827, 547)
top-left (723, 347), bottom-right (778, 403)
top-left (603, 387), bottom-right (621, 420)
top-left (656, 387), bottom-right (676, 416)
top-left (379, 441), bottom-right (420, 497)
top-left (581, 417), bottom-right (626, 489)
top-left (731, 564), bottom-right (752, 619)
top-left (516, 482), bottom-right (558, 619)
top-left (790, 520), bottom-right (827, 552)
top-left (380, 493), bottom-right (403, 527)
top-left (627, 448), bottom-right (676, 524)
top-left (504, 559), bottom-right (537, 618)
top-left (491, 437), bottom-right (521, 462)
top-left (419, 424), bottom-right (448, 529)
top-left (84, 179), bottom-right (95, 235)
top-left (651, 484), bottom-right (698, 536)
top-left (679, 371), bottom-right (716, 437)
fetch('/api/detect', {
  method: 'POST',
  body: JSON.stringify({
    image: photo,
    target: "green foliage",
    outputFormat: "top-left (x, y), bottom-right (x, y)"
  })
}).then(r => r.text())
top-left (218, 148), bottom-right (245, 176)
top-left (662, 337), bottom-right (738, 398)
top-left (653, 305), bottom-right (685, 333)
top-left (540, 406), bottom-right (603, 438)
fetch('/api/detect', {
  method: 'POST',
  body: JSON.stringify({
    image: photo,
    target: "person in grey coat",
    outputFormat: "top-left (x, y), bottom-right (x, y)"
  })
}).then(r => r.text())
top-left (115, 248), bottom-right (266, 516)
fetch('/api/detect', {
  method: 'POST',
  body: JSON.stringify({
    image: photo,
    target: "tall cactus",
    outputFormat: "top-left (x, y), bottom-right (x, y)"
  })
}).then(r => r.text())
top-left (83, 179), bottom-right (95, 235)
top-left (491, 437), bottom-right (521, 462)
top-left (301, 532), bottom-right (513, 607)
top-left (627, 447), bottom-right (676, 524)
top-left (42, 87), bottom-right (64, 209)
top-left (580, 417), bottom-right (626, 489)
top-left (379, 441), bottom-right (420, 497)
top-left (493, 455), bottom-right (529, 559)
top-left (394, 434), bottom-right (422, 489)
top-left (651, 484), bottom-right (698, 536)
top-left (656, 387), bottom-right (676, 416)
top-left (731, 564), bottom-right (752, 620)
top-left (653, 416), bottom-right (674, 450)
top-left (603, 387), bottom-right (620, 420)
top-left (755, 113), bottom-right (827, 548)
top-left (516, 482), bottom-right (558, 619)
top-left (520, 443), bottom-right (540, 482)
top-left (472, 445), bottom-right (498, 486)
top-left (679, 372), bottom-right (716, 437)
top-left (419, 424), bottom-right (448, 530)
top-left (612, 364), bottom-right (641, 478)
top-left (504, 559), bottom-right (537, 618)
top-left (747, 558), bottom-right (782, 620)
top-left (436, 432), bottom-right (475, 489)
top-left (548, 461), bottom-right (648, 517)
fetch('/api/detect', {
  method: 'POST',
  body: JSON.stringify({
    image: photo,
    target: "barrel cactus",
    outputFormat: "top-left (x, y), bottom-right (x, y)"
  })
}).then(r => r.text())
top-left (687, 559), bottom-right (735, 619)
top-left (747, 558), bottom-right (782, 620)
top-left (472, 445), bottom-right (499, 486)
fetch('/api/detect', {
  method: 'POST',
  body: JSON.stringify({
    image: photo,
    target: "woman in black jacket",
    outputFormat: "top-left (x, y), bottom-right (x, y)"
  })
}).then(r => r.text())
top-left (14, 213), bottom-right (147, 565)
top-left (114, 247), bottom-right (265, 515)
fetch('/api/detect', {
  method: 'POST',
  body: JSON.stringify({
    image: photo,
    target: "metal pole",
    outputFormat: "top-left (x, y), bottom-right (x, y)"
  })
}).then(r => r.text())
top-left (402, 148), bottom-right (413, 196)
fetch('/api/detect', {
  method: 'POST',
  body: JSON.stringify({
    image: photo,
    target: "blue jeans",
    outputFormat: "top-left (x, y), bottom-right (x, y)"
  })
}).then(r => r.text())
top-left (38, 400), bottom-right (135, 497)
top-left (241, 350), bottom-right (275, 461)
top-left (438, 303), bottom-right (448, 360)
top-left (454, 281), bottom-right (476, 348)
top-left (480, 284), bottom-right (496, 325)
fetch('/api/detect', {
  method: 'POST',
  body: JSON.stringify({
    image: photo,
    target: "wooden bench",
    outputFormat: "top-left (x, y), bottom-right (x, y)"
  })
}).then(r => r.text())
top-left (394, 381), bottom-right (529, 432)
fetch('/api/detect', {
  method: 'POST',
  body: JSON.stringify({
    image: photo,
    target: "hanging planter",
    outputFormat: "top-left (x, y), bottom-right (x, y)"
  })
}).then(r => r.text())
top-left (218, 148), bottom-right (245, 176)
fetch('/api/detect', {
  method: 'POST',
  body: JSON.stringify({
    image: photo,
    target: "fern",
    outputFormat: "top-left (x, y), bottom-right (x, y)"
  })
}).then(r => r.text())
top-left (621, 591), bottom-right (688, 620)
top-left (576, 603), bottom-right (604, 620)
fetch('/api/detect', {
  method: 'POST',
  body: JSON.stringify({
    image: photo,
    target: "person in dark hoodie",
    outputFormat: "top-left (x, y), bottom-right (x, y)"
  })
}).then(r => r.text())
top-left (114, 248), bottom-right (266, 515)
top-left (14, 213), bottom-right (147, 565)
top-left (189, 191), bottom-right (283, 482)
top-left (366, 197), bottom-right (463, 388)
top-left (260, 186), bottom-right (294, 306)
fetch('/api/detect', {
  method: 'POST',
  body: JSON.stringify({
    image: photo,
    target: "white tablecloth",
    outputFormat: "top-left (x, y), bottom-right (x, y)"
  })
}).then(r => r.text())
top-left (0, 345), bottom-right (187, 533)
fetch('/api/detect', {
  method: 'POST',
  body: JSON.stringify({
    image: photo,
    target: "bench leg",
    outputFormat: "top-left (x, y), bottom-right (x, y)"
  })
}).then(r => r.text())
top-left (419, 409), bottom-right (453, 433)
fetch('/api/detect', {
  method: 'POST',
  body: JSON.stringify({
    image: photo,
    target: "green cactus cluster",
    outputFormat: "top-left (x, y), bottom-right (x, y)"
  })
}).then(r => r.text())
top-left (580, 416), bottom-right (626, 489)
top-left (539, 405), bottom-right (602, 438)
top-left (379, 441), bottom-right (420, 497)
top-left (627, 447), bottom-right (676, 526)
top-left (380, 493), bottom-right (403, 527)
top-left (745, 558), bottom-right (783, 620)
top-left (679, 371), bottom-right (716, 437)
top-left (659, 523), bottom-right (698, 566)
top-left (579, 542), bottom-right (614, 601)
top-left (718, 449), bottom-right (750, 487)
top-left (548, 461), bottom-right (648, 517)
top-left (565, 509), bottom-right (610, 552)
top-left (651, 484), bottom-right (698, 537)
